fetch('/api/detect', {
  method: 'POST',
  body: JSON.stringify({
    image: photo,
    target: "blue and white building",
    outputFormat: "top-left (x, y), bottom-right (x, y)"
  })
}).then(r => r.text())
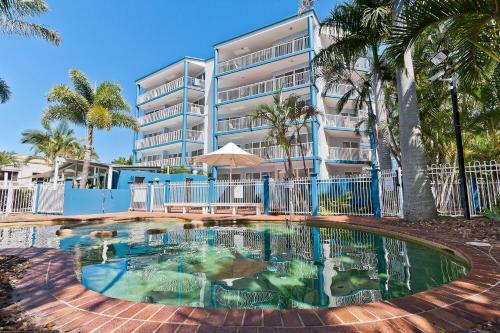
top-left (133, 11), bottom-right (371, 179)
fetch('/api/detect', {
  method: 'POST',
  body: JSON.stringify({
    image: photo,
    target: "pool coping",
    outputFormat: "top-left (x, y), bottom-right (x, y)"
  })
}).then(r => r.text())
top-left (1, 217), bottom-right (499, 333)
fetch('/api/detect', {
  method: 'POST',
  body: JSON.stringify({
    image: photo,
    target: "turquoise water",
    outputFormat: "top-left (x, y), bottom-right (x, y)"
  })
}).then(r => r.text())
top-left (0, 220), bottom-right (468, 309)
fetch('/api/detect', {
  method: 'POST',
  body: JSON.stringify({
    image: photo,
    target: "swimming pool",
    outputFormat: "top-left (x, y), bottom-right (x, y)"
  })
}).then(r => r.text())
top-left (0, 220), bottom-right (468, 309)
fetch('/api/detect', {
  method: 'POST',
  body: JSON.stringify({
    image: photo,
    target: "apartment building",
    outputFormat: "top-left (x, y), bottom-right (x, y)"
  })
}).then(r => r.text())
top-left (133, 10), bottom-right (372, 179)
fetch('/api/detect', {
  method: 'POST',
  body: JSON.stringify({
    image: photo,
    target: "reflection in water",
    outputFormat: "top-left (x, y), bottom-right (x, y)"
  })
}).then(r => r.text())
top-left (0, 221), bottom-right (468, 309)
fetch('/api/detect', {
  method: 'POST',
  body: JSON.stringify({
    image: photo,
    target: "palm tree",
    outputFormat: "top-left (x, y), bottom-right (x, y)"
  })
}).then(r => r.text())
top-left (0, 151), bottom-right (16, 166)
top-left (111, 155), bottom-right (133, 165)
top-left (314, 0), bottom-right (394, 170)
top-left (0, 0), bottom-right (60, 104)
top-left (387, 0), bottom-right (499, 86)
top-left (20, 122), bottom-right (86, 166)
top-left (249, 92), bottom-right (303, 178)
top-left (42, 69), bottom-right (137, 187)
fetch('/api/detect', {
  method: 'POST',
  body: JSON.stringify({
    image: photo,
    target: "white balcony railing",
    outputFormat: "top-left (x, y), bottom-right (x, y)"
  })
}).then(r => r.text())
top-left (136, 156), bottom-right (201, 167)
top-left (324, 114), bottom-right (367, 129)
top-left (218, 116), bottom-right (271, 132)
top-left (325, 84), bottom-right (360, 98)
top-left (186, 130), bottom-right (204, 141)
top-left (218, 70), bottom-right (310, 103)
top-left (217, 36), bottom-right (310, 74)
top-left (328, 147), bottom-right (371, 161)
top-left (137, 77), bottom-right (205, 105)
top-left (136, 130), bottom-right (204, 149)
top-left (138, 103), bottom-right (205, 127)
top-left (245, 142), bottom-right (313, 160)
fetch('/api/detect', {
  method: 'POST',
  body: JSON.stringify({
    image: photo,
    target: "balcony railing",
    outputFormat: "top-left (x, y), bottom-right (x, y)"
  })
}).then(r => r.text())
top-left (218, 116), bottom-right (271, 132)
top-left (245, 142), bottom-right (313, 160)
top-left (324, 114), bottom-right (367, 129)
top-left (137, 77), bottom-right (205, 105)
top-left (136, 130), bottom-right (183, 149)
top-left (186, 130), bottom-right (204, 141)
top-left (138, 103), bottom-right (205, 127)
top-left (136, 156), bottom-right (201, 167)
top-left (328, 147), bottom-right (371, 161)
top-left (325, 84), bottom-right (360, 98)
top-left (217, 36), bottom-right (310, 74)
top-left (218, 70), bottom-right (310, 103)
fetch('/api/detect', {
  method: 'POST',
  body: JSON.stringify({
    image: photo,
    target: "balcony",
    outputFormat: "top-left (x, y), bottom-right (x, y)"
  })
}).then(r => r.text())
top-left (218, 116), bottom-right (271, 133)
top-left (217, 36), bottom-right (310, 74)
top-left (245, 142), bottom-right (313, 160)
top-left (328, 147), bottom-right (371, 162)
top-left (325, 84), bottom-right (361, 99)
top-left (136, 157), bottom-right (201, 167)
top-left (218, 70), bottom-right (310, 103)
top-left (136, 130), bottom-right (204, 150)
top-left (137, 77), bottom-right (205, 105)
top-left (324, 114), bottom-right (367, 130)
top-left (138, 103), bottom-right (205, 127)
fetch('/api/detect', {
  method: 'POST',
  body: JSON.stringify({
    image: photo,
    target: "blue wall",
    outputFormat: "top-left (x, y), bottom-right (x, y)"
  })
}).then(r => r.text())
top-left (114, 170), bottom-right (207, 189)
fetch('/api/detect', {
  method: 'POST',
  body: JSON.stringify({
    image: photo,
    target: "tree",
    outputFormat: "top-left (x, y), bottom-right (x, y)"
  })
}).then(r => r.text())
top-left (0, 0), bottom-right (60, 104)
top-left (314, 0), bottom-right (394, 170)
top-left (20, 121), bottom-right (86, 165)
top-left (386, 0), bottom-right (499, 86)
top-left (0, 151), bottom-right (16, 166)
top-left (249, 92), bottom-right (305, 178)
top-left (42, 69), bottom-right (137, 187)
top-left (111, 155), bottom-right (133, 165)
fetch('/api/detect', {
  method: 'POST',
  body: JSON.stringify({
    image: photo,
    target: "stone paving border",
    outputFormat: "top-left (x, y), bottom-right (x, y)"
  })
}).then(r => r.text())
top-left (1, 215), bottom-right (499, 332)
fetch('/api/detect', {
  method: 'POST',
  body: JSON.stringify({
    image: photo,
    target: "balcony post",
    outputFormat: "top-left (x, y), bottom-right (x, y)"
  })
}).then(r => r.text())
top-left (212, 49), bottom-right (219, 179)
top-left (263, 175), bottom-right (270, 215)
top-left (181, 61), bottom-right (189, 166)
top-left (307, 16), bottom-right (320, 175)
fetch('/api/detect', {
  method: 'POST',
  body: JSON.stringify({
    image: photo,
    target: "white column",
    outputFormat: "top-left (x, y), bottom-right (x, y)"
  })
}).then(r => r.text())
top-left (107, 166), bottom-right (113, 189)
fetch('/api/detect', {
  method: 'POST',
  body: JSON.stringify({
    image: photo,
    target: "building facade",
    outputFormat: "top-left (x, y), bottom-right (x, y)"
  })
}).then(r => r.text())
top-left (133, 11), bottom-right (372, 179)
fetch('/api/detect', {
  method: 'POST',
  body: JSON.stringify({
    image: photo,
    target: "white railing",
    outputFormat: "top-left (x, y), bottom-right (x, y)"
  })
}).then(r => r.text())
top-left (218, 116), bottom-right (271, 132)
top-left (169, 181), bottom-right (210, 204)
top-left (137, 77), bottom-right (184, 104)
top-left (0, 182), bottom-right (35, 216)
top-left (269, 178), bottom-right (311, 214)
top-left (37, 183), bottom-right (64, 214)
top-left (245, 143), bottom-right (313, 160)
top-left (428, 161), bottom-right (500, 217)
top-left (136, 131), bottom-right (183, 149)
top-left (187, 103), bottom-right (205, 114)
top-left (186, 77), bottom-right (205, 89)
top-left (213, 179), bottom-right (264, 204)
top-left (318, 175), bottom-right (373, 216)
top-left (130, 184), bottom-right (148, 211)
top-left (328, 147), bottom-right (371, 161)
top-left (138, 103), bottom-right (183, 126)
top-left (380, 169), bottom-right (403, 217)
top-left (218, 36), bottom-right (310, 73)
top-left (218, 70), bottom-right (310, 103)
top-left (324, 114), bottom-right (367, 129)
top-left (151, 184), bottom-right (165, 212)
top-left (186, 130), bottom-right (204, 141)
top-left (136, 157), bottom-right (183, 167)
top-left (326, 84), bottom-right (359, 98)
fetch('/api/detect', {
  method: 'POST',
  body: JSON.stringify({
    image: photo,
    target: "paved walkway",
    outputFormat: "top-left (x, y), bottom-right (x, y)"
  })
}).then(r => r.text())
top-left (0, 215), bottom-right (499, 332)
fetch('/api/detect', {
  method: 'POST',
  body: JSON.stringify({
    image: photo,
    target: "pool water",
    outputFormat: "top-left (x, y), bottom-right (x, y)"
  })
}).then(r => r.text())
top-left (0, 220), bottom-right (468, 309)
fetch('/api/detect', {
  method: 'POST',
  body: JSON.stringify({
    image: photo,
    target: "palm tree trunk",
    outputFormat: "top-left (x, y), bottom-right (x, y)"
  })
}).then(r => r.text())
top-left (393, 0), bottom-right (437, 220)
top-left (79, 125), bottom-right (94, 188)
top-left (284, 146), bottom-right (294, 179)
top-left (371, 46), bottom-right (392, 170)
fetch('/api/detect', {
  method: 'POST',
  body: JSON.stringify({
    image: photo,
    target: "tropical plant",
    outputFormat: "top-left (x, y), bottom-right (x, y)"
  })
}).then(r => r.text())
top-left (111, 155), bottom-right (133, 165)
top-left (315, 0), bottom-right (394, 170)
top-left (0, 150), bottom-right (16, 166)
top-left (20, 121), bottom-right (86, 165)
top-left (0, 0), bottom-right (60, 104)
top-left (249, 92), bottom-right (309, 178)
top-left (42, 69), bottom-right (138, 187)
top-left (387, 0), bottom-right (499, 86)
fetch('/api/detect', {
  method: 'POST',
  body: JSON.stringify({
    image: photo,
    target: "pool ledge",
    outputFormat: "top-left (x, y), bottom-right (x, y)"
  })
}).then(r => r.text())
top-left (1, 222), bottom-right (499, 333)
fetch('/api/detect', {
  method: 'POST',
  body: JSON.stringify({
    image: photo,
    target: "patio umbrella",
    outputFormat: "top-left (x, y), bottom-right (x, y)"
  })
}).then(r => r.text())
top-left (193, 142), bottom-right (264, 181)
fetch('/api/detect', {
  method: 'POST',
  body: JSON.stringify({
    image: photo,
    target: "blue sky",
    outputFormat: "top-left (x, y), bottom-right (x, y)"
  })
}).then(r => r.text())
top-left (1, 0), bottom-right (335, 163)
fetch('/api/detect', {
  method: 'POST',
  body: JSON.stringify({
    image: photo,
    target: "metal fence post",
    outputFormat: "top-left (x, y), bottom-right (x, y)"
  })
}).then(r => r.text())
top-left (33, 180), bottom-right (42, 214)
top-left (263, 175), bottom-right (270, 215)
top-left (165, 179), bottom-right (171, 205)
top-left (371, 167), bottom-right (381, 218)
top-left (208, 177), bottom-right (215, 205)
top-left (310, 173), bottom-right (319, 216)
top-left (148, 183), bottom-right (154, 212)
top-left (5, 181), bottom-right (13, 215)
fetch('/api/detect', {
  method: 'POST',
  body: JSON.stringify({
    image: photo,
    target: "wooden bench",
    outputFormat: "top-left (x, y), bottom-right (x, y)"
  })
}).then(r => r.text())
top-left (164, 203), bottom-right (210, 214)
top-left (209, 203), bottom-right (262, 216)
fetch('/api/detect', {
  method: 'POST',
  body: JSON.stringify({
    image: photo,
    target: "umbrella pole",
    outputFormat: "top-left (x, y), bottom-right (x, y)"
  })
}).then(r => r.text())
top-left (230, 167), bottom-right (232, 204)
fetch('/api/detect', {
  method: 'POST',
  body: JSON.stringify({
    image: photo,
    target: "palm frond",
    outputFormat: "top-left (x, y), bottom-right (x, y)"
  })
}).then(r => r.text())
top-left (0, 0), bottom-right (49, 19)
top-left (110, 111), bottom-right (139, 131)
top-left (95, 81), bottom-right (130, 111)
top-left (69, 69), bottom-right (94, 104)
top-left (0, 17), bottom-right (60, 45)
top-left (0, 77), bottom-right (11, 103)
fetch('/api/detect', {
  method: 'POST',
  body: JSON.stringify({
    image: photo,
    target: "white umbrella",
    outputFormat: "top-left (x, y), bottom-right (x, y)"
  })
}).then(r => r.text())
top-left (193, 142), bottom-right (264, 181)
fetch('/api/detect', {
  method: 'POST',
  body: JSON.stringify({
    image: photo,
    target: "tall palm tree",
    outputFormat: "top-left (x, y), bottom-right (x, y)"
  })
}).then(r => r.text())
top-left (387, 0), bottom-right (499, 86)
top-left (111, 155), bottom-right (133, 165)
top-left (0, 150), bottom-right (16, 166)
top-left (20, 121), bottom-right (86, 165)
top-left (249, 92), bottom-right (303, 178)
top-left (0, 0), bottom-right (60, 104)
top-left (314, 0), bottom-right (394, 170)
top-left (42, 69), bottom-right (137, 187)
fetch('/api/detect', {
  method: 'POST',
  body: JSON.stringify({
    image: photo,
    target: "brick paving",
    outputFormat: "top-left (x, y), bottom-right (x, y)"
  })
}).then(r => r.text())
top-left (0, 213), bottom-right (499, 332)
